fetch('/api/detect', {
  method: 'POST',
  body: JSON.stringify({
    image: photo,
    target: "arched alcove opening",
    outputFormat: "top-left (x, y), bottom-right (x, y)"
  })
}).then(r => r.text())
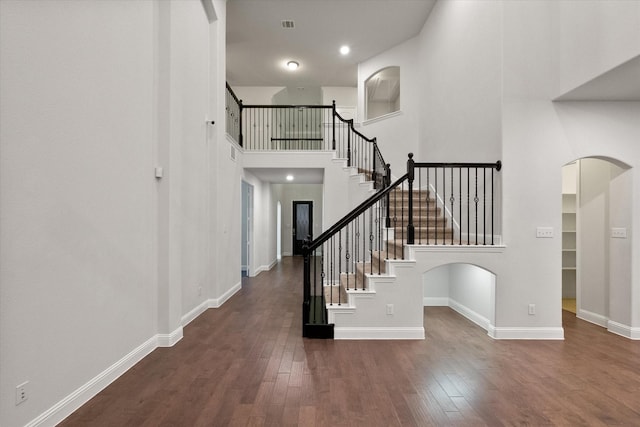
top-left (423, 263), bottom-right (496, 333)
top-left (364, 66), bottom-right (400, 120)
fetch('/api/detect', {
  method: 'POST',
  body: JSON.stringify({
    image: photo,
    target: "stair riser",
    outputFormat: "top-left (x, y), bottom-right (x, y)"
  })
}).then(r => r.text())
top-left (389, 218), bottom-right (447, 226)
top-left (393, 228), bottom-right (454, 237)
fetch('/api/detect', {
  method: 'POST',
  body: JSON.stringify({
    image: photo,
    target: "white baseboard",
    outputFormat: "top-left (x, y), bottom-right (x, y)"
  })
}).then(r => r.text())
top-left (26, 336), bottom-right (158, 427)
top-left (423, 297), bottom-right (449, 306)
top-left (334, 327), bottom-right (425, 340)
top-left (254, 259), bottom-right (277, 275)
top-left (282, 251), bottom-right (292, 256)
top-left (488, 326), bottom-right (564, 340)
top-left (577, 308), bottom-right (608, 328)
top-left (29, 279), bottom-right (244, 427)
top-left (449, 298), bottom-right (491, 331)
top-left (209, 281), bottom-right (242, 308)
top-left (157, 326), bottom-right (183, 347)
top-left (607, 320), bottom-right (640, 340)
top-left (182, 300), bottom-right (209, 327)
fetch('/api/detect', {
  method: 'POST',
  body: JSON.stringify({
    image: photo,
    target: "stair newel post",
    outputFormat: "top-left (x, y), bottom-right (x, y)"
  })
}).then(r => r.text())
top-left (347, 119), bottom-right (352, 167)
top-left (238, 99), bottom-right (244, 148)
top-left (407, 153), bottom-right (415, 245)
top-left (332, 100), bottom-right (336, 150)
top-left (302, 239), bottom-right (311, 333)
top-left (385, 164), bottom-right (392, 228)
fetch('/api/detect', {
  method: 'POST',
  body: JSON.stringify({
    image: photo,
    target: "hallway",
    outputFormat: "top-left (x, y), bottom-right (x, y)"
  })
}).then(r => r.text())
top-left (60, 257), bottom-right (640, 426)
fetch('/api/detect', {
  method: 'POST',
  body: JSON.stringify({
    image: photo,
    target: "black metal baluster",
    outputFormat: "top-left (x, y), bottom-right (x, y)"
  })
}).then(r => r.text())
top-left (459, 167), bottom-right (462, 245)
top-left (474, 167), bottom-right (479, 245)
top-left (434, 167), bottom-right (438, 244)
top-left (320, 249), bottom-right (326, 323)
top-left (338, 230), bottom-right (342, 304)
top-left (442, 167), bottom-right (446, 245)
top-left (483, 167), bottom-right (487, 245)
top-left (491, 167), bottom-right (495, 245)
top-left (354, 217), bottom-right (359, 290)
top-left (450, 167), bottom-right (454, 245)
top-left (345, 224), bottom-right (350, 290)
top-left (467, 168), bottom-right (470, 245)
top-left (418, 168), bottom-right (422, 245)
top-left (427, 167), bottom-right (430, 245)
top-left (369, 207), bottom-right (374, 275)
top-left (328, 238), bottom-right (333, 305)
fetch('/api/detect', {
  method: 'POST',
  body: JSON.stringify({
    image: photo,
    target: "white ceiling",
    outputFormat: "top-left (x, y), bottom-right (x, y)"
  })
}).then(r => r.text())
top-left (226, 0), bottom-right (436, 87)
top-left (246, 167), bottom-right (324, 184)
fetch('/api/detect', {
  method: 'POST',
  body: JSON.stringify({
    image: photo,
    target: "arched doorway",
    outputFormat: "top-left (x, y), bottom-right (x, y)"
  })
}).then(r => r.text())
top-left (561, 157), bottom-right (632, 335)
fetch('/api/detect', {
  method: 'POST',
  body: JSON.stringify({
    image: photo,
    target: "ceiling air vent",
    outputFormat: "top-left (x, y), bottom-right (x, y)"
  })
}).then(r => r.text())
top-left (281, 20), bottom-right (295, 29)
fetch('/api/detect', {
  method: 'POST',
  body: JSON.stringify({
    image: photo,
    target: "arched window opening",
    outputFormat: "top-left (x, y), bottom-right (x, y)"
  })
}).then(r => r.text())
top-left (365, 66), bottom-right (400, 120)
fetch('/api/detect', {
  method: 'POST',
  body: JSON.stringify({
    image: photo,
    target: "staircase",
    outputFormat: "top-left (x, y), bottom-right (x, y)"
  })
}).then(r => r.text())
top-left (303, 156), bottom-right (502, 339)
top-left (321, 187), bottom-right (450, 339)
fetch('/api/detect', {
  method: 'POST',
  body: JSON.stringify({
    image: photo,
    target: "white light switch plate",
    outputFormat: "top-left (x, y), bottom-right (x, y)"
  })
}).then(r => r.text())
top-left (611, 227), bottom-right (627, 238)
top-left (536, 227), bottom-right (554, 238)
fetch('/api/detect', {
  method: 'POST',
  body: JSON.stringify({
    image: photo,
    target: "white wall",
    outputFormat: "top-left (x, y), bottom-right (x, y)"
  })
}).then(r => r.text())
top-left (0, 1), bottom-right (157, 426)
top-left (242, 171), bottom-right (277, 274)
top-left (168, 0), bottom-right (213, 325)
top-left (230, 86), bottom-right (284, 105)
top-left (423, 265), bottom-right (451, 305)
top-left (578, 159), bottom-right (614, 319)
top-left (417, 0), bottom-right (502, 163)
top-left (0, 0), bottom-right (238, 425)
top-left (500, 0), bottom-right (640, 336)
top-left (358, 37), bottom-right (420, 174)
top-left (322, 87), bottom-right (357, 107)
top-left (423, 264), bottom-right (495, 331)
top-left (554, 0), bottom-right (640, 97)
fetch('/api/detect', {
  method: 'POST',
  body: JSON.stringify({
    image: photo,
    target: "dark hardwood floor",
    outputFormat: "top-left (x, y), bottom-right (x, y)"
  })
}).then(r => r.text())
top-left (60, 257), bottom-right (640, 426)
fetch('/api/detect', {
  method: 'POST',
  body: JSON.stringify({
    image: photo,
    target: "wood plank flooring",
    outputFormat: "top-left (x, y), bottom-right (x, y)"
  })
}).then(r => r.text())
top-left (60, 257), bottom-right (640, 426)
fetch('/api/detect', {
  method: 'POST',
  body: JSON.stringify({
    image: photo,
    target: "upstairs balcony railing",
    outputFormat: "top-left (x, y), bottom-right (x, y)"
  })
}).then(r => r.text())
top-left (226, 84), bottom-right (390, 190)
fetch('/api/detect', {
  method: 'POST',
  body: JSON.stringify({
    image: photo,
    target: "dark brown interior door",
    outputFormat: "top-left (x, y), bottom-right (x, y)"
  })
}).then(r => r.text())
top-left (292, 201), bottom-right (313, 255)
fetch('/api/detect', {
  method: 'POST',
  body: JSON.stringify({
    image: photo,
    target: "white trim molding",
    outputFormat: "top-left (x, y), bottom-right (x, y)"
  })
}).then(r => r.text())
top-left (607, 320), bottom-right (640, 340)
top-left (577, 309), bottom-right (608, 328)
top-left (334, 326), bottom-right (425, 340)
top-left (26, 336), bottom-right (158, 427)
top-left (488, 326), bottom-right (565, 340)
top-left (449, 299), bottom-right (491, 331)
top-left (423, 297), bottom-right (449, 306)
top-left (182, 300), bottom-right (210, 327)
top-left (254, 259), bottom-right (277, 276)
top-left (157, 327), bottom-right (184, 347)
top-left (209, 281), bottom-right (242, 308)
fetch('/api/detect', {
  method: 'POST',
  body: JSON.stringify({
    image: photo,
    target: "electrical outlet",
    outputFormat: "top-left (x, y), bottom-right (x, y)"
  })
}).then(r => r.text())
top-left (536, 227), bottom-right (554, 238)
top-left (16, 381), bottom-right (28, 406)
top-left (528, 304), bottom-right (536, 315)
top-left (386, 304), bottom-right (394, 315)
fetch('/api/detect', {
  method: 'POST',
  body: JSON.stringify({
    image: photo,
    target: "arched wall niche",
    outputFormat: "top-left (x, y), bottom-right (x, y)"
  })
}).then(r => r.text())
top-left (364, 66), bottom-right (400, 120)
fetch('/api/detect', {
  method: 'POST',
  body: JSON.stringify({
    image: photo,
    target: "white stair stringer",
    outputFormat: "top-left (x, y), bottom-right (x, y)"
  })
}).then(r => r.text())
top-left (326, 255), bottom-right (424, 340)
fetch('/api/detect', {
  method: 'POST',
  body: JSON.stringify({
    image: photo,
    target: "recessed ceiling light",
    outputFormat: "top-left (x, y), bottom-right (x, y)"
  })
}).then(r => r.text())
top-left (286, 175), bottom-right (294, 181)
top-left (340, 45), bottom-right (350, 55)
top-left (286, 61), bottom-right (299, 71)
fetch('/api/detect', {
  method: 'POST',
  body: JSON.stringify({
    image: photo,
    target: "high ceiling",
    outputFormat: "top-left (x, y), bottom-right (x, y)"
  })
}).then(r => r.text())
top-left (226, 0), bottom-right (436, 88)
